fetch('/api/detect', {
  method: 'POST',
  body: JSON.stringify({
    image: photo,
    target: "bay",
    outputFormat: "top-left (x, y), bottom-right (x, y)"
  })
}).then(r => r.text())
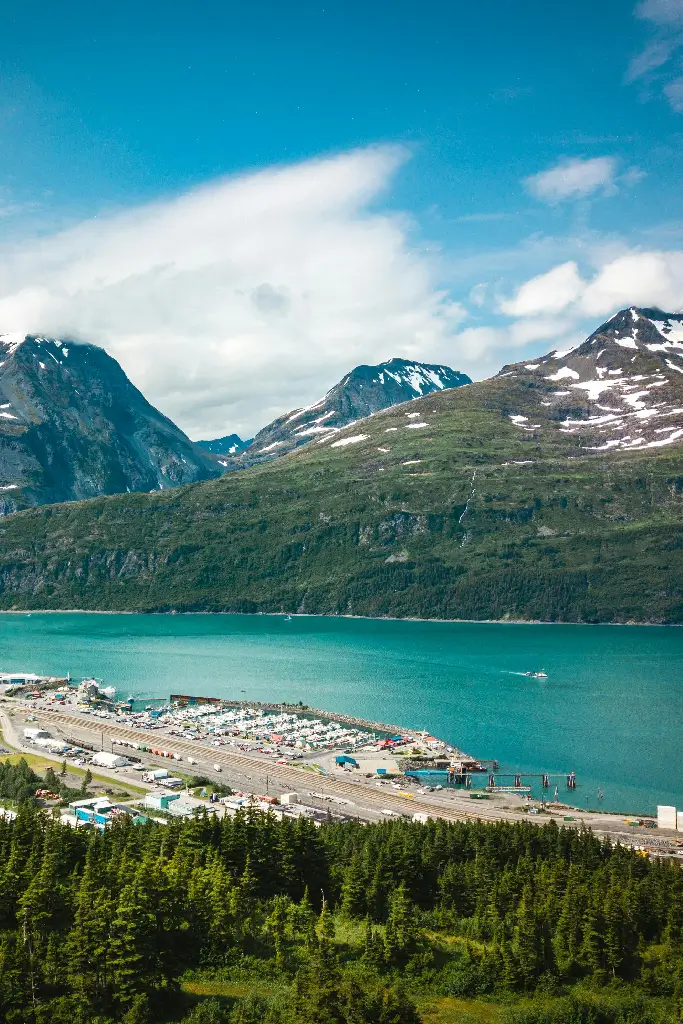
top-left (0, 612), bottom-right (681, 816)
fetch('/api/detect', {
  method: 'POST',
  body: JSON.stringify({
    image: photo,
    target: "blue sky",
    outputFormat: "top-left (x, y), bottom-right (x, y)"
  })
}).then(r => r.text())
top-left (1, 0), bottom-right (682, 436)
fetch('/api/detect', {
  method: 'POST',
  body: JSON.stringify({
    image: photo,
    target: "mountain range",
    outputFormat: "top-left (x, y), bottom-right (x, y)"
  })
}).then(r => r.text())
top-left (0, 333), bottom-right (218, 513)
top-left (0, 338), bottom-right (470, 508)
top-left (1, 307), bottom-right (682, 623)
top-left (214, 358), bottom-right (471, 470)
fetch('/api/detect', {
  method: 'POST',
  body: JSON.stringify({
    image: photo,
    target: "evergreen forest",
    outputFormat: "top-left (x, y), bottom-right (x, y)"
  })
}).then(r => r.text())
top-left (0, 760), bottom-right (681, 1024)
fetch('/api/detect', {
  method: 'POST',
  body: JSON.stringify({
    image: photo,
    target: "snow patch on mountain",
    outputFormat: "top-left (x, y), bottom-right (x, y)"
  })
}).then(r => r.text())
top-left (219, 357), bottom-right (470, 471)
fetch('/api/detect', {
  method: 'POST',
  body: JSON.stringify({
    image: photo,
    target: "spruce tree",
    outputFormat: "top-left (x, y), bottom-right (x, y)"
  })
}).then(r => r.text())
top-left (512, 884), bottom-right (541, 989)
top-left (340, 852), bottom-right (366, 920)
top-left (384, 884), bottom-right (418, 965)
top-left (66, 845), bottom-right (114, 1010)
top-left (603, 880), bottom-right (626, 978)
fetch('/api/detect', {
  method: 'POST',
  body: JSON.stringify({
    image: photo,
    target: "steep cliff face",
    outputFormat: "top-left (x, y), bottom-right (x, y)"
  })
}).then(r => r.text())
top-left (220, 357), bottom-right (471, 470)
top-left (0, 333), bottom-right (218, 511)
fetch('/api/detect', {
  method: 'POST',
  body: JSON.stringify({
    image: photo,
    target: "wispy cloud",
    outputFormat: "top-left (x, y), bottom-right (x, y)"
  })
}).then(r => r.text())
top-left (0, 146), bottom-right (467, 439)
top-left (664, 75), bottom-right (683, 109)
top-left (524, 156), bottom-right (643, 204)
top-left (627, 0), bottom-right (683, 111)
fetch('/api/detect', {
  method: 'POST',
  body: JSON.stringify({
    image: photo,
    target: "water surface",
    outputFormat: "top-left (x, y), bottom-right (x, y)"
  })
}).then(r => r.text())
top-left (1, 613), bottom-right (681, 815)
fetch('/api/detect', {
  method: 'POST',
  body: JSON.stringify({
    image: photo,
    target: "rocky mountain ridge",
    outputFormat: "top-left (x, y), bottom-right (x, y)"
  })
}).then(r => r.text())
top-left (0, 333), bottom-right (218, 512)
top-left (219, 357), bottom-right (471, 470)
top-left (496, 307), bottom-right (683, 454)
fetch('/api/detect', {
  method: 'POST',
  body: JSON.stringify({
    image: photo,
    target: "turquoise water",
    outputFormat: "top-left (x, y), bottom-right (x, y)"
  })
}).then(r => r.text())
top-left (0, 613), bottom-right (681, 815)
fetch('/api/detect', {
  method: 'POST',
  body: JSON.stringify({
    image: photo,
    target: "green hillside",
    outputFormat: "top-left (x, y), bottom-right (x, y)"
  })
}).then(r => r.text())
top-left (1, 355), bottom-right (682, 621)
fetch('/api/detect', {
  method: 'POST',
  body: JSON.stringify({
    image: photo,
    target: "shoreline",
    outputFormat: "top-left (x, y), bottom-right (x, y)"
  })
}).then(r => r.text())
top-left (9, 697), bottom-right (679, 852)
top-left (0, 608), bottom-right (679, 627)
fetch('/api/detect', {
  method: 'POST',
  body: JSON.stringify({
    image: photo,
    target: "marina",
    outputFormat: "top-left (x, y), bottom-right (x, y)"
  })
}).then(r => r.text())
top-left (4, 673), bottom-right (589, 801)
top-left (0, 675), bottom-right (614, 818)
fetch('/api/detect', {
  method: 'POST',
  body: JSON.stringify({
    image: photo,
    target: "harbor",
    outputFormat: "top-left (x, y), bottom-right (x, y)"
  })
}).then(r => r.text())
top-left (5, 674), bottom-right (587, 799)
top-left (1, 669), bottom-right (681, 858)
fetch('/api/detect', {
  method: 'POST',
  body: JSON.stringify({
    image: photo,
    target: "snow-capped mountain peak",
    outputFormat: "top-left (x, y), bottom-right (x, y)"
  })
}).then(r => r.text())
top-left (499, 307), bottom-right (683, 454)
top-left (216, 356), bottom-right (471, 470)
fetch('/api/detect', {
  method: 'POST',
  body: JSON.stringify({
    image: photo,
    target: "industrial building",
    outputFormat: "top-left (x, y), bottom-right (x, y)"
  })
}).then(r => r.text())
top-left (90, 751), bottom-right (129, 769)
top-left (67, 797), bottom-right (146, 828)
top-left (657, 805), bottom-right (683, 831)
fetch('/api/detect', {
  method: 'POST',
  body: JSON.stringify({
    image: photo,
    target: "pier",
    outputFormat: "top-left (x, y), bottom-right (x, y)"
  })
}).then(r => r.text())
top-left (405, 769), bottom-right (579, 791)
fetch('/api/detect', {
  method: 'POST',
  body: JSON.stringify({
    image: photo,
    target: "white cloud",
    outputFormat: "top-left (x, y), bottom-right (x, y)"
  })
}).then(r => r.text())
top-left (664, 75), bottom-right (683, 109)
top-left (628, 0), bottom-right (683, 110)
top-left (500, 262), bottom-right (585, 316)
top-left (580, 251), bottom-right (683, 314)
top-left (448, 318), bottom-right (583, 380)
top-left (0, 146), bottom-right (467, 439)
top-left (524, 157), bottom-right (619, 203)
top-left (502, 250), bottom-right (683, 321)
top-left (636, 0), bottom-right (683, 27)
top-left (496, 249), bottom-right (683, 338)
top-left (480, 248), bottom-right (683, 371)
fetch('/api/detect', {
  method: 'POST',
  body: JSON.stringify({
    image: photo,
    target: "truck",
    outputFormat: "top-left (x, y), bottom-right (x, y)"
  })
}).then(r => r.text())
top-left (142, 768), bottom-right (169, 783)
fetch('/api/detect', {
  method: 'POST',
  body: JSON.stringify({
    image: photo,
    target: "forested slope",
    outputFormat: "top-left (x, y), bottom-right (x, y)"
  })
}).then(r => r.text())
top-left (1, 308), bottom-right (683, 621)
top-left (0, 764), bottom-right (681, 1024)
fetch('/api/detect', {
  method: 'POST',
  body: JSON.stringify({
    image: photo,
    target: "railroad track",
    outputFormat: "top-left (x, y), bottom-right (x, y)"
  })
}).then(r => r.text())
top-left (34, 709), bottom-right (497, 825)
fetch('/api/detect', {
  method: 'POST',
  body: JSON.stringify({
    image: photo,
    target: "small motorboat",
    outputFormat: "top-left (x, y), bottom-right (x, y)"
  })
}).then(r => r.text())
top-left (524, 670), bottom-right (548, 678)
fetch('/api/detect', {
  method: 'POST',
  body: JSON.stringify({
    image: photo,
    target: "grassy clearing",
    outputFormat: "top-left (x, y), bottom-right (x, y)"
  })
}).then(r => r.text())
top-left (180, 973), bottom-right (510, 1024)
top-left (181, 979), bottom-right (284, 999)
top-left (417, 996), bottom-right (504, 1024)
top-left (0, 725), bottom-right (146, 795)
top-left (0, 751), bottom-right (146, 795)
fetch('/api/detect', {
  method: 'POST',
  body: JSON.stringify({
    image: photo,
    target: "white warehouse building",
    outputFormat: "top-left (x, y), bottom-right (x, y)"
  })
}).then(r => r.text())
top-left (91, 752), bottom-right (129, 769)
